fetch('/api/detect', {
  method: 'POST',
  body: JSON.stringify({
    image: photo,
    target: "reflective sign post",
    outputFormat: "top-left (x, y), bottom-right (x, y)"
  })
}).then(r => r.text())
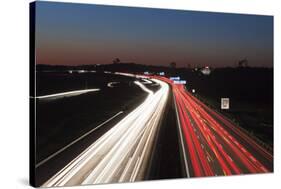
top-left (221, 98), bottom-right (230, 109)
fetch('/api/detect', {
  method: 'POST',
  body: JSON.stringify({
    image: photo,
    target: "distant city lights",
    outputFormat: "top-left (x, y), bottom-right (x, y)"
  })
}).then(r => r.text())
top-left (78, 70), bottom-right (86, 73)
top-left (144, 71), bottom-right (150, 75)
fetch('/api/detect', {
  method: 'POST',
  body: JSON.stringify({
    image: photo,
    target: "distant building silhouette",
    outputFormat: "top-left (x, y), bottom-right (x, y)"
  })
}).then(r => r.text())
top-left (170, 62), bottom-right (177, 68)
top-left (113, 58), bottom-right (121, 64)
top-left (238, 58), bottom-right (249, 67)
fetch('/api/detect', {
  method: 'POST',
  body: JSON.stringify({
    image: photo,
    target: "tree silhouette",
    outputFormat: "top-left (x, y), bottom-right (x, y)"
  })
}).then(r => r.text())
top-left (238, 58), bottom-right (248, 67)
top-left (170, 61), bottom-right (176, 68)
top-left (113, 58), bottom-right (121, 64)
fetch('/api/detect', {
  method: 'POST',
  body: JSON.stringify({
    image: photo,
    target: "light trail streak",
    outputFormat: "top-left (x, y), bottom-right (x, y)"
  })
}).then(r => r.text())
top-left (107, 82), bottom-right (119, 88)
top-left (181, 89), bottom-right (269, 173)
top-left (35, 89), bottom-right (100, 100)
top-left (42, 79), bottom-right (169, 187)
top-left (189, 94), bottom-right (273, 161)
top-left (141, 79), bottom-right (153, 84)
top-left (154, 76), bottom-right (272, 177)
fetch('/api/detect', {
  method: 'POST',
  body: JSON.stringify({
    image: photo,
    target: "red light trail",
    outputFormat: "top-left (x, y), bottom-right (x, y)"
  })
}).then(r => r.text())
top-left (155, 76), bottom-right (272, 177)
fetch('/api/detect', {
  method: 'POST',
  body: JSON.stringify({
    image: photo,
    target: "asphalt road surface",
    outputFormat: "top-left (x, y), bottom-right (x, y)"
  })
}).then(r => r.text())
top-left (35, 72), bottom-right (152, 186)
top-left (34, 72), bottom-right (273, 187)
top-left (41, 78), bottom-right (169, 187)
top-left (157, 76), bottom-right (273, 177)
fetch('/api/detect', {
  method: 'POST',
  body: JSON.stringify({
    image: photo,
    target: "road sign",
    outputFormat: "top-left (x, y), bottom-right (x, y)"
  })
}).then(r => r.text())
top-left (170, 76), bottom-right (180, 80)
top-left (221, 98), bottom-right (230, 109)
top-left (174, 80), bottom-right (186, 84)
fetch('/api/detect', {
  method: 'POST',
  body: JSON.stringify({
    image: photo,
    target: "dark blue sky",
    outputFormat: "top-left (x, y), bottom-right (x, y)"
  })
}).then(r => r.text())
top-left (35, 1), bottom-right (273, 67)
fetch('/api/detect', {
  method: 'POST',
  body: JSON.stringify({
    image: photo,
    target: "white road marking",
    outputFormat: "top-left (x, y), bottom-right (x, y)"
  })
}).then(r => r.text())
top-left (173, 93), bottom-right (191, 178)
top-left (36, 111), bottom-right (123, 168)
top-left (35, 89), bottom-right (100, 100)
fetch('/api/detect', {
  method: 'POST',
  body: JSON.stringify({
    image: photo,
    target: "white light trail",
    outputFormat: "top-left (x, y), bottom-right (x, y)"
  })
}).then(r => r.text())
top-left (107, 82), bottom-right (119, 88)
top-left (141, 79), bottom-right (153, 84)
top-left (36, 111), bottom-right (123, 168)
top-left (35, 89), bottom-right (100, 100)
top-left (42, 79), bottom-right (169, 187)
top-left (114, 72), bottom-right (136, 77)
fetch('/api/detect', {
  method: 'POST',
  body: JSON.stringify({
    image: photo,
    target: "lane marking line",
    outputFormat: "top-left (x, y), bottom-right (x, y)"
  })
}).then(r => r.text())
top-left (173, 93), bottom-right (191, 178)
top-left (36, 111), bottom-right (123, 168)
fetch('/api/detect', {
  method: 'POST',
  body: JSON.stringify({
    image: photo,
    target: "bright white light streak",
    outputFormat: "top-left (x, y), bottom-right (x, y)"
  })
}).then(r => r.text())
top-left (36, 111), bottom-right (123, 168)
top-left (35, 89), bottom-right (100, 100)
top-left (42, 79), bottom-right (169, 187)
top-left (114, 72), bottom-right (136, 77)
top-left (113, 72), bottom-right (149, 79)
top-left (107, 82), bottom-right (119, 88)
top-left (136, 75), bottom-right (149, 79)
top-left (78, 70), bottom-right (86, 73)
top-left (141, 79), bottom-right (153, 84)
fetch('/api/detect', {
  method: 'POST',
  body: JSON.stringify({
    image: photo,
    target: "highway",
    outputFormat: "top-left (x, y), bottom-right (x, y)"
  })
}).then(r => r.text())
top-left (157, 76), bottom-right (273, 177)
top-left (36, 72), bottom-right (272, 187)
top-left (42, 79), bottom-right (169, 187)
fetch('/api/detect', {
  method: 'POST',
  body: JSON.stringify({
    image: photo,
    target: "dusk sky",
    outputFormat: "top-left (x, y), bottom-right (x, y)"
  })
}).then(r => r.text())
top-left (35, 1), bottom-right (273, 67)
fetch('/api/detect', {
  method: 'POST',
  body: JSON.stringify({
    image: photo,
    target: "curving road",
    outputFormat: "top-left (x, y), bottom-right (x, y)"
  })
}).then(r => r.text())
top-left (42, 79), bottom-right (169, 187)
